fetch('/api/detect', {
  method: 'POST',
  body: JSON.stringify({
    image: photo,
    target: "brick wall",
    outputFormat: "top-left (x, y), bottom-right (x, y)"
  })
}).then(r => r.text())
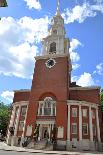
top-left (13, 91), bottom-right (30, 103)
top-left (25, 56), bottom-right (69, 140)
top-left (69, 89), bottom-right (100, 104)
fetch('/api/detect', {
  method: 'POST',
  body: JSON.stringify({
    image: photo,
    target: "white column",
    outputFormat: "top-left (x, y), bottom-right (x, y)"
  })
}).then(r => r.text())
top-left (55, 103), bottom-right (56, 116)
top-left (42, 103), bottom-right (44, 116)
top-left (51, 103), bottom-right (53, 116)
top-left (79, 105), bottom-right (82, 141)
top-left (14, 106), bottom-right (21, 136)
top-left (96, 107), bottom-right (101, 142)
top-left (38, 103), bottom-right (40, 115)
top-left (48, 124), bottom-right (51, 140)
top-left (22, 105), bottom-right (28, 138)
top-left (89, 105), bottom-right (93, 141)
top-left (9, 106), bottom-right (16, 127)
top-left (7, 106), bottom-right (16, 143)
top-left (67, 104), bottom-right (70, 140)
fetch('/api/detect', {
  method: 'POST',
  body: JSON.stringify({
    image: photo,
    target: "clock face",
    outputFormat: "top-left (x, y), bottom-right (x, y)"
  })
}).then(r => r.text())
top-left (45, 59), bottom-right (56, 69)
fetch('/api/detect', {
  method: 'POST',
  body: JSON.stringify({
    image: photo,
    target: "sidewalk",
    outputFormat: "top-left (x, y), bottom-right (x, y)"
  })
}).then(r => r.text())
top-left (0, 142), bottom-right (103, 155)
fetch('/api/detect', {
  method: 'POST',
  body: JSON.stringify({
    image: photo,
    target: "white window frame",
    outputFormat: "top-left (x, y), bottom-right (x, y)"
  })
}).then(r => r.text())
top-left (82, 123), bottom-right (88, 135)
top-left (72, 123), bottom-right (77, 134)
top-left (21, 106), bottom-right (27, 117)
top-left (92, 124), bottom-right (96, 136)
top-left (18, 121), bottom-right (24, 131)
top-left (38, 98), bottom-right (56, 116)
top-left (92, 110), bottom-right (95, 119)
top-left (82, 109), bottom-right (87, 117)
top-left (72, 108), bottom-right (77, 117)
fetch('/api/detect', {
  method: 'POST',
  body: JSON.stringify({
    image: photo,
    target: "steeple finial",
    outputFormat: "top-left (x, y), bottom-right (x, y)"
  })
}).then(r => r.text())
top-left (56, 0), bottom-right (60, 15)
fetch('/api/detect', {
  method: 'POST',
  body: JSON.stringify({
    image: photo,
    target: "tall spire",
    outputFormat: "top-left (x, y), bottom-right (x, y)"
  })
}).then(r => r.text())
top-left (56, 0), bottom-right (60, 15)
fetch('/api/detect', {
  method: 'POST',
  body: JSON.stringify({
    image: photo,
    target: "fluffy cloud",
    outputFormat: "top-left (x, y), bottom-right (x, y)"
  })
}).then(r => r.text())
top-left (62, 1), bottom-right (103, 23)
top-left (1, 91), bottom-right (14, 102)
top-left (93, 63), bottom-right (103, 75)
top-left (24, 0), bottom-right (41, 10)
top-left (72, 72), bottom-right (95, 87)
top-left (0, 16), bottom-right (49, 78)
top-left (70, 38), bottom-right (82, 70)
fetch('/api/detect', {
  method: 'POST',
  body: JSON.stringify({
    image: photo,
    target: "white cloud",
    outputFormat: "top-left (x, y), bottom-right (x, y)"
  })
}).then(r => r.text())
top-left (72, 64), bottom-right (80, 70)
top-left (0, 16), bottom-right (49, 79)
top-left (70, 38), bottom-right (82, 70)
top-left (93, 63), bottom-right (103, 75)
top-left (1, 91), bottom-right (14, 102)
top-left (62, 1), bottom-right (103, 24)
top-left (70, 38), bottom-right (82, 62)
top-left (24, 0), bottom-right (41, 10)
top-left (72, 72), bottom-right (95, 87)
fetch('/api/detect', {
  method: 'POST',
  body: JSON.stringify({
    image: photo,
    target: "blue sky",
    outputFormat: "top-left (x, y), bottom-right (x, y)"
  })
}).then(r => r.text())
top-left (0, 0), bottom-right (103, 104)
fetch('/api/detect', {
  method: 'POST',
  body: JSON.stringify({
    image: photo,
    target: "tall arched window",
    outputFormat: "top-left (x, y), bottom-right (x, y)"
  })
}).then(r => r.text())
top-left (49, 42), bottom-right (56, 53)
top-left (38, 97), bottom-right (56, 116)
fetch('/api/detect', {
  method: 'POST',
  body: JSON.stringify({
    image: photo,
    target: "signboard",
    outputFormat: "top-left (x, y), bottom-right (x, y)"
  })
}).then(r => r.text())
top-left (26, 125), bottom-right (32, 136)
top-left (57, 126), bottom-right (64, 138)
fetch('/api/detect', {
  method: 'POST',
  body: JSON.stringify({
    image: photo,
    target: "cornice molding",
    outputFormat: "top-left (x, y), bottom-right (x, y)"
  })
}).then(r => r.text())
top-left (35, 53), bottom-right (69, 60)
top-left (69, 86), bottom-right (100, 90)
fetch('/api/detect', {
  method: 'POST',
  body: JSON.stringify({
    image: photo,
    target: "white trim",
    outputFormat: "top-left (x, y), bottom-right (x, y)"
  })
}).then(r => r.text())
top-left (13, 101), bottom-right (29, 106)
top-left (67, 100), bottom-right (99, 108)
top-left (79, 105), bottom-right (82, 140)
top-left (67, 104), bottom-right (70, 140)
top-left (14, 106), bottom-right (21, 136)
top-left (36, 120), bottom-right (55, 125)
top-left (14, 89), bottom-right (30, 92)
top-left (71, 107), bottom-right (77, 117)
top-left (38, 101), bottom-right (56, 116)
top-left (96, 108), bottom-right (101, 142)
top-left (71, 123), bottom-right (77, 134)
top-left (35, 53), bottom-right (69, 60)
top-left (22, 105), bottom-right (28, 138)
top-left (82, 123), bottom-right (88, 135)
top-left (89, 105), bottom-right (93, 141)
top-left (69, 87), bottom-right (100, 90)
top-left (18, 121), bottom-right (24, 132)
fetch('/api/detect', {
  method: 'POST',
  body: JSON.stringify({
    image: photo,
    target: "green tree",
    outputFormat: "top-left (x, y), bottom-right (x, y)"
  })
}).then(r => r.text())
top-left (0, 101), bottom-right (11, 136)
top-left (100, 89), bottom-right (103, 111)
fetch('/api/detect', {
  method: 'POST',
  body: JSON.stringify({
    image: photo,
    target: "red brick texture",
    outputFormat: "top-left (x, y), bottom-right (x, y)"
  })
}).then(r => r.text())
top-left (13, 91), bottom-right (30, 103)
top-left (69, 89), bottom-right (100, 104)
top-left (25, 56), bottom-right (69, 140)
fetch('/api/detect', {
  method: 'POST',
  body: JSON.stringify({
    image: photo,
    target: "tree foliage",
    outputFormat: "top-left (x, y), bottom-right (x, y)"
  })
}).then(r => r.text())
top-left (100, 89), bottom-right (103, 111)
top-left (0, 101), bottom-right (11, 136)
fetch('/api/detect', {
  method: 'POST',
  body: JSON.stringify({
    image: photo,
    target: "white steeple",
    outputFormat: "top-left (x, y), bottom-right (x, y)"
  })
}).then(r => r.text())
top-left (56, 0), bottom-right (60, 16)
top-left (42, 0), bottom-right (70, 56)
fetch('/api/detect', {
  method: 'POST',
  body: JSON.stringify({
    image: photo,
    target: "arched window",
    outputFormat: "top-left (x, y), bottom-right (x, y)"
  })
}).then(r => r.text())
top-left (38, 97), bottom-right (56, 116)
top-left (49, 42), bottom-right (56, 53)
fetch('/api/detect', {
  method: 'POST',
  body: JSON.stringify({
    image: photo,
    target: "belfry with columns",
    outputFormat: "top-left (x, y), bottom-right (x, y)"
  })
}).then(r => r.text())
top-left (7, 0), bottom-right (103, 151)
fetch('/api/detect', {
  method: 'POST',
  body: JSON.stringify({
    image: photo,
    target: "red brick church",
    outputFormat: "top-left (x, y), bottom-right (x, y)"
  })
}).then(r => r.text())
top-left (7, 0), bottom-right (103, 151)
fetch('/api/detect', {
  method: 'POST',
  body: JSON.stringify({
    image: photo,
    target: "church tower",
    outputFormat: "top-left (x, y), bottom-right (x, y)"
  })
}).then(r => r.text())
top-left (25, 0), bottom-right (72, 145)
top-left (7, 0), bottom-right (103, 151)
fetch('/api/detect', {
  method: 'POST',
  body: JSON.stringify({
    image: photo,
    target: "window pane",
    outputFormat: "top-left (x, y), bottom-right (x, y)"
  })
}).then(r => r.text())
top-left (72, 123), bottom-right (77, 134)
top-left (72, 108), bottom-right (77, 117)
top-left (92, 124), bottom-right (96, 136)
top-left (92, 110), bottom-right (95, 119)
top-left (15, 107), bottom-right (19, 117)
top-left (21, 106), bottom-right (27, 116)
top-left (82, 123), bottom-right (88, 135)
top-left (44, 107), bottom-right (51, 115)
top-left (82, 109), bottom-right (87, 117)
top-left (19, 121), bottom-right (24, 131)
